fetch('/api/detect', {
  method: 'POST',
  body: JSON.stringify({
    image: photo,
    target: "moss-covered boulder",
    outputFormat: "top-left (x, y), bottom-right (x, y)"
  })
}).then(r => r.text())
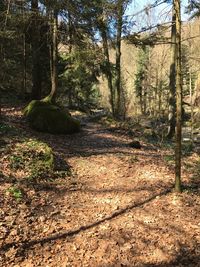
top-left (24, 100), bottom-right (80, 134)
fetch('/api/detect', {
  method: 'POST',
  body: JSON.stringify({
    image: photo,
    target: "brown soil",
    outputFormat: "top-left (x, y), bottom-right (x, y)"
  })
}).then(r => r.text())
top-left (0, 105), bottom-right (200, 267)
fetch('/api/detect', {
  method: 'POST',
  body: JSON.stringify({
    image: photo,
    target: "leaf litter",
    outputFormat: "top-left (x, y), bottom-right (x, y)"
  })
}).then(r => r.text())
top-left (0, 105), bottom-right (199, 267)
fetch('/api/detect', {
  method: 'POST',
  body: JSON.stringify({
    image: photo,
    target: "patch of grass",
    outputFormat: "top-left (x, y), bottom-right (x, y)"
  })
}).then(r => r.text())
top-left (7, 186), bottom-right (23, 201)
top-left (164, 154), bottom-right (174, 163)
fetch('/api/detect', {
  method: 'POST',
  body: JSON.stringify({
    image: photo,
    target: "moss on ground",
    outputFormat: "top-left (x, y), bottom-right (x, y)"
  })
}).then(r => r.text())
top-left (24, 100), bottom-right (80, 134)
top-left (9, 139), bottom-right (54, 180)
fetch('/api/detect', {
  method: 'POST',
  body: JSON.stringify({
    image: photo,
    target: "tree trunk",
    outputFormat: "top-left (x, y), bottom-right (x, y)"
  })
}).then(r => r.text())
top-left (174, 0), bottom-right (182, 193)
top-left (31, 0), bottom-right (42, 100)
top-left (167, 2), bottom-right (176, 139)
top-left (189, 70), bottom-right (194, 142)
top-left (115, 0), bottom-right (123, 119)
top-left (4, 0), bottom-right (11, 29)
top-left (48, 9), bottom-right (58, 103)
top-left (23, 33), bottom-right (27, 98)
top-left (99, 17), bottom-right (115, 115)
top-left (68, 11), bottom-right (73, 107)
top-left (158, 81), bottom-right (162, 116)
top-left (22, 0), bottom-right (27, 99)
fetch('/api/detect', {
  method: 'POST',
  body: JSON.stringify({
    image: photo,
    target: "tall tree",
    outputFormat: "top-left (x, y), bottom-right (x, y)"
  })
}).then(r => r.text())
top-left (31, 0), bottom-right (42, 100)
top-left (49, 9), bottom-right (58, 103)
top-left (114, 0), bottom-right (130, 119)
top-left (167, 1), bottom-right (176, 139)
top-left (115, 0), bottom-right (124, 118)
top-left (98, 12), bottom-right (115, 115)
top-left (174, 0), bottom-right (182, 193)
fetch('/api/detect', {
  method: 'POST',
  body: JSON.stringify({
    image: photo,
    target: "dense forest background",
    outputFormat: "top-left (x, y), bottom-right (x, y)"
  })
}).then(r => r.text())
top-left (1, 0), bottom-right (200, 121)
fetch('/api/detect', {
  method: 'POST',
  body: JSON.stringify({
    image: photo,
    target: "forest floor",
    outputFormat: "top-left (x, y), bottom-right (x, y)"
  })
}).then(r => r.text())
top-left (0, 104), bottom-right (200, 267)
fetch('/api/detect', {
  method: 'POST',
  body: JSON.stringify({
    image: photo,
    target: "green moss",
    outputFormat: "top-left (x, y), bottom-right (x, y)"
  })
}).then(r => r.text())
top-left (164, 154), bottom-right (174, 162)
top-left (9, 139), bottom-right (54, 179)
top-left (24, 100), bottom-right (80, 134)
top-left (7, 186), bottom-right (23, 201)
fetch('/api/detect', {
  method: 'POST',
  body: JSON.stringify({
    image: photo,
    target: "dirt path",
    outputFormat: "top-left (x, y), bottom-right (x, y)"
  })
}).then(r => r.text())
top-left (0, 107), bottom-right (200, 267)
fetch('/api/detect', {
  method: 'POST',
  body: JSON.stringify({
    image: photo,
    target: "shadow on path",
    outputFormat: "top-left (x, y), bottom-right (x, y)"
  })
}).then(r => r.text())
top-left (1, 188), bottom-right (172, 253)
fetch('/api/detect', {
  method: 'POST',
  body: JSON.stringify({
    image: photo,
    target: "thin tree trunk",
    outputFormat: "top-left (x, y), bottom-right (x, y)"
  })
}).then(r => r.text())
top-left (155, 69), bottom-right (159, 117)
top-left (22, 1), bottom-right (27, 99)
top-left (23, 33), bottom-right (27, 98)
top-left (47, 9), bottom-right (53, 83)
top-left (1, 0), bottom-right (11, 63)
top-left (115, 0), bottom-right (123, 119)
top-left (0, 0), bottom-right (11, 117)
top-left (188, 24), bottom-right (194, 143)
top-left (68, 11), bottom-right (73, 107)
top-left (167, 2), bottom-right (176, 139)
top-left (49, 43), bottom-right (53, 81)
top-left (49, 9), bottom-right (58, 103)
top-left (31, 0), bottom-right (42, 100)
top-left (139, 91), bottom-right (143, 114)
top-left (158, 81), bottom-right (162, 116)
top-left (175, 0), bottom-right (182, 193)
top-left (143, 85), bottom-right (147, 115)
top-left (189, 70), bottom-right (194, 143)
top-left (4, 0), bottom-right (11, 29)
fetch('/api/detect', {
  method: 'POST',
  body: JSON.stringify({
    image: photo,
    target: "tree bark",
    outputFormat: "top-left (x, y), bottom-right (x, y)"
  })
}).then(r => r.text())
top-left (23, 33), bottom-right (27, 98)
top-left (174, 0), bottom-right (182, 193)
top-left (189, 70), bottom-right (194, 142)
top-left (68, 11), bottom-right (73, 107)
top-left (4, 0), bottom-right (11, 29)
top-left (167, 1), bottom-right (176, 139)
top-left (99, 17), bottom-right (115, 115)
top-left (115, 0), bottom-right (123, 119)
top-left (31, 0), bottom-right (42, 100)
top-left (49, 9), bottom-right (58, 103)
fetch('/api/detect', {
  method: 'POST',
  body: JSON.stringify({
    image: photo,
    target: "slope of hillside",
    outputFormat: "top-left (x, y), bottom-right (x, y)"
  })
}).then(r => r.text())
top-left (98, 18), bottom-right (200, 117)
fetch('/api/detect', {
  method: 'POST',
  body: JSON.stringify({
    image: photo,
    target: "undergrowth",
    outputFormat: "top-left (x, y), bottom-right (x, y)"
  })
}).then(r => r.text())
top-left (9, 139), bottom-right (54, 180)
